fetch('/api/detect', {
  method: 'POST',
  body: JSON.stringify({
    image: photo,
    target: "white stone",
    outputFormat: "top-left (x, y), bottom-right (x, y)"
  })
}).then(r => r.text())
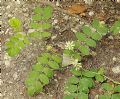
top-left (71, 28), bottom-right (77, 33)
top-left (89, 11), bottom-right (94, 16)
top-left (5, 60), bottom-right (10, 67)
top-left (28, 29), bottom-right (35, 33)
top-left (117, 0), bottom-right (120, 3)
top-left (0, 79), bottom-right (3, 85)
top-left (84, 0), bottom-right (93, 5)
top-left (112, 66), bottom-right (120, 74)
top-left (0, 93), bottom-right (2, 97)
top-left (64, 15), bottom-right (69, 20)
top-left (6, 5), bottom-right (10, 9)
top-left (62, 54), bottom-right (74, 66)
top-left (113, 57), bottom-right (117, 61)
top-left (13, 72), bottom-right (18, 80)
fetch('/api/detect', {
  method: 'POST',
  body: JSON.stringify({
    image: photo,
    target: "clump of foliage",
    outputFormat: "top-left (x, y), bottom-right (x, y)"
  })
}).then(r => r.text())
top-left (5, 18), bottom-right (30, 57)
top-left (5, 4), bottom-right (120, 98)
top-left (64, 67), bottom-right (120, 99)
top-left (5, 6), bottom-right (52, 57)
top-left (29, 6), bottom-right (52, 38)
top-left (111, 20), bottom-right (120, 35)
top-left (25, 52), bottom-right (62, 96)
top-left (64, 19), bottom-right (109, 60)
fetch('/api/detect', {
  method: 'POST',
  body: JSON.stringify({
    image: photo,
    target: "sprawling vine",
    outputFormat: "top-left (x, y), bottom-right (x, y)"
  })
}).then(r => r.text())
top-left (5, 5), bottom-right (120, 99)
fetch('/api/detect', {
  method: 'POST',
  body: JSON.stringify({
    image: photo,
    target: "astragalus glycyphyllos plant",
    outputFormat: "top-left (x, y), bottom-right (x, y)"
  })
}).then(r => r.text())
top-left (29, 6), bottom-right (52, 39)
top-left (5, 17), bottom-right (30, 57)
top-left (64, 66), bottom-right (120, 99)
top-left (63, 19), bottom-right (120, 99)
top-left (5, 4), bottom-right (120, 98)
top-left (63, 19), bottom-right (120, 63)
top-left (25, 52), bottom-right (62, 96)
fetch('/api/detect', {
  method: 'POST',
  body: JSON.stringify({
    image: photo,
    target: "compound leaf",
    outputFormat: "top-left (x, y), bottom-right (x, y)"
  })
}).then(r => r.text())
top-left (79, 45), bottom-right (90, 55)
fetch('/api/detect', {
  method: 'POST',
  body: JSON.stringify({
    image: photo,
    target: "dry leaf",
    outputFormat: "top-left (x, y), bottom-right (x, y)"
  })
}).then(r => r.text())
top-left (67, 4), bottom-right (87, 14)
top-left (96, 13), bottom-right (106, 21)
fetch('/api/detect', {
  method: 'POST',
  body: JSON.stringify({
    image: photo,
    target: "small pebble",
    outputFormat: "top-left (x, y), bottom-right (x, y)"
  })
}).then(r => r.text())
top-left (13, 72), bottom-right (18, 80)
top-left (5, 60), bottom-right (10, 67)
top-left (112, 66), bottom-right (120, 74)
top-left (113, 56), bottom-right (117, 61)
top-left (89, 11), bottom-right (94, 16)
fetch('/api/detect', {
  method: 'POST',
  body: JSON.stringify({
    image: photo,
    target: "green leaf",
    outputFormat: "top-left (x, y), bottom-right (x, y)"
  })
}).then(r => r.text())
top-left (75, 32), bottom-right (87, 41)
top-left (111, 94), bottom-right (120, 99)
top-left (28, 71), bottom-right (39, 79)
top-left (63, 49), bottom-right (73, 55)
top-left (95, 74), bottom-right (105, 82)
top-left (41, 32), bottom-right (51, 38)
top-left (30, 23), bottom-right (51, 30)
top-left (9, 17), bottom-right (22, 31)
top-left (66, 84), bottom-right (78, 93)
top-left (32, 14), bottom-right (42, 21)
top-left (27, 86), bottom-right (36, 96)
top-left (25, 78), bottom-right (36, 87)
top-left (39, 74), bottom-right (49, 85)
top-left (43, 6), bottom-right (53, 20)
top-left (91, 32), bottom-right (102, 40)
top-left (97, 26), bottom-right (108, 35)
top-left (52, 55), bottom-right (62, 63)
top-left (42, 23), bottom-right (52, 29)
top-left (33, 6), bottom-right (43, 14)
top-left (70, 68), bottom-right (82, 76)
top-left (29, 32), bottom-right (42, 38)
top-left (111, 20), bottom-right (120, 35)
top-left (99, 94), bottom-right (111, 99)
top-left (92, 19), bottom-right (100, 29)
top-left (6, 47), bottom-right (20, 57)
top-left (77, 92), bottom-right (88, 99)
top-left (41, 53), bottom-right (51, 59)
top-left (32, 64), bottom-right (43, 72)
top-left (72, 51), bottom-right (81, 60)
top-left (83, 26), bottom-right (92, 36)
top-left (43, 67), bottom-right (54, 78)
top-left (85, 38), bottom-right (96, 47)
top-left (17, 41), bottom-right (25, 48)
top-left (30, 22), bottom-right (41, 29)
top-left (63, 95), bottom-right (74, 99)
top-left (98, 67), bottom-right (105, 75)
top-left (101, 83), bottom-right (113, 91)
top-left (83, 70), bottom-right (96, 77)
top-left (37, 56), bottom-right (48, 64)
top-left (27, 81), bottom-right (43, 96)
top-left (114, 85), bottom-right (120, 92)
top-left (23, 37), bottom-right (30, 44)
top-left (79, 45), bottom-right (90, 55)
top-left (48, 61), bottom-right (59, 69)
top-left (79, 85), bottom-right (89, 93)
top-left (79, 78), bottom-right (94, 89)
top-left (67, 76), bottom-right (79, 84)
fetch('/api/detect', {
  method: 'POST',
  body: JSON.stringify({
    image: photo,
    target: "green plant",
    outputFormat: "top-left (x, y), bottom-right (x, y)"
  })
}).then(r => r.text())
top-left (5, 33), bottom-right (30, 57)
top-left (9, 17), bottom-right (22, 32)
top-left (110, 20), bottom-right (120, 35)
top-left (29, 6), bottom-right (52, 39)
top-left (6, 4), bottom-right (120, 98)
top-left (64, 19), bottom-right (109, 60)
top-left (5, 18), bottom-right (30, 57)
top-left (5, 6), bottom-right (53, 57)
top-left (64, 67), bottom-right (120, 99)
top-left (25, 52), bottom-right (62, 96)
top-left (99, 83), bottom-right (120, 99)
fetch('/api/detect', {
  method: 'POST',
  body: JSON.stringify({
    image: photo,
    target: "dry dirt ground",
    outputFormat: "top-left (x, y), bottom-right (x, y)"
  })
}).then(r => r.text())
top-left (1, 0), bottom-right (120, 99)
